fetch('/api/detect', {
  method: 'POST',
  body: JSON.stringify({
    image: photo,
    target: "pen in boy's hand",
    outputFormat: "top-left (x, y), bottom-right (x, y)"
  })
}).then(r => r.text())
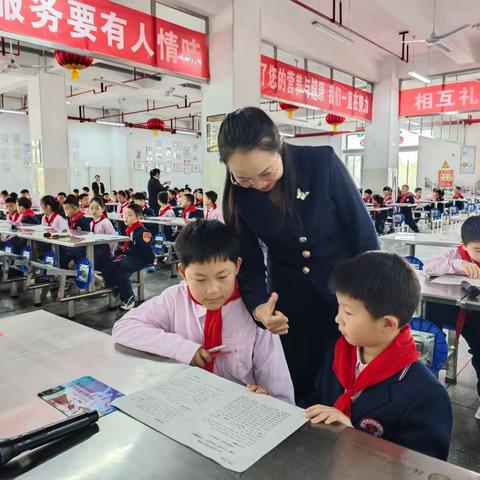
top-left (207, 345), bottom-right (226, 353)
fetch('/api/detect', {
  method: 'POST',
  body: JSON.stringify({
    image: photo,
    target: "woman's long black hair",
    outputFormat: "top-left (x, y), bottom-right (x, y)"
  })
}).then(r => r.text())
top-left (41, 195), bottom-right (65, 217)
top-left (218, 107), bottom-right (298, 229)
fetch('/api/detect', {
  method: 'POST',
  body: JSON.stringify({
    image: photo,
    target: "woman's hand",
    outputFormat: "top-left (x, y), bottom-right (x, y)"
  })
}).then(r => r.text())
top-left (305, 404), bottom-right (353, 427)
top-left (254, 293), bottom-right (289, 335)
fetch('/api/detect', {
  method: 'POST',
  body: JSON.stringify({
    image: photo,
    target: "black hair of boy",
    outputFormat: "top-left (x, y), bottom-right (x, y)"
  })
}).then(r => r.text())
top-left (132, 192), bottom-right (147, 201)
top-left (58, 191), bottom-right (67, 197)
top-left (82, 186), bottom-right (90, 192)
top-left (17, 197), bottom-right (32, 209)
top-left (184, 193), bottom-right (195, 205)
top-left (20, 189), bottom-right (29, 195)
top-left (157, 191), bottom-right (169, 204)
top-left (205, 191), bottom-right (218, 204)
top-left (127, 203), bottom-right (143, 217)
top-left (5, 197), bottom-right (15, 205)
top-left (1, 190), bottom-right (8, 196)
top-left (73, 189), bottom-right (79, 194)
top-left (10, 192), bottom-right (18, 200)
top-left (461, 216), bottom-right (480, 245)
top-left (329, 251), bottom-right (420, 327)
top-left (364, 189), bottom-right (372, 195)
top-left (414, 187), bottom-right (422, 193)
top-left (64, 197), bottom-right (80, 208)
top-left (79, 193), bottom-right (89, 200)
top-left (383, 186), bottom-right (392, 192)
top-left (175, 219), bottom-right (240, 268)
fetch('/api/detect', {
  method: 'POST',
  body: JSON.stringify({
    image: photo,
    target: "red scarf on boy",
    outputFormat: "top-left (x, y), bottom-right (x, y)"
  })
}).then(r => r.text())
top-left (332, 325), bottom-right (419, 418)
top-left (383, 194), bottom-right (393, 204)
top-left (68, 211), bottom-right (85, 230)
top-left (44, 212), bottom-right (58, 227)
top-left (399, 193), bottom-right (411, 204)
top-left (182, 205), bottom-right (197, 220)
top-left (18, 209), bottom-right (36, 223)
top-left (455, 245), bottom-right (480, 337)
top-left (118, 220), bottom-right (144, 256)
top-left (8, 212), bottom-right (20, 223)
top-left (91, 214), bottom-right (108, 233)
top-left (159, 204), bottom-right (173, 216)
top-left (187, 283), bottom-right (241, 373)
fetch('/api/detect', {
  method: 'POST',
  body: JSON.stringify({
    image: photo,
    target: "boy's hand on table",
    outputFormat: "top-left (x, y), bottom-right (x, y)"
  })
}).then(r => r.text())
top-left (305, 404), bottom-right (353, 428)
top-left (190, 347), bottom-right (212, 368)
top-left (254, 293), bottom-right (289, 335)
top-left (461, 261), bottom-right (480, 279)
top-left (247, 384), bottom-right (269, 395)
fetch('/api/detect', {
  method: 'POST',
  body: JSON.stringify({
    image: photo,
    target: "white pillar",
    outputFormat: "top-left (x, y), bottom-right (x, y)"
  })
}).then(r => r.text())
top-left (202, 0), bottom-right (261, 196)
top-left (363, 60), bottom-right (400, 192)
top-left (28, 72), bottom-right (70, 197)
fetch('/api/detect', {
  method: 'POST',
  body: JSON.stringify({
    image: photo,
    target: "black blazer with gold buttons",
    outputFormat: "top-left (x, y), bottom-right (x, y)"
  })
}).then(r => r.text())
top-left (234, 144), bottom-right (379, 314)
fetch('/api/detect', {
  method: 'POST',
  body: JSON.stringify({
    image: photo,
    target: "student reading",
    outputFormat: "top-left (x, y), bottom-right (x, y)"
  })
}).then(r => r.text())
top-left (112, 219), bottom-right (294, 404)
top-left (295, 252), bottom-right (452, 460)
top-left (217, 107), bottom-right (379, 399)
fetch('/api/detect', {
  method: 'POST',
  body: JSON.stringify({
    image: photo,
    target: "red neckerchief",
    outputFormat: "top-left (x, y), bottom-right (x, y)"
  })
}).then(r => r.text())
top-left (383, 194), bottom-right (393, 204)
top-left (332, 326), bottom-right (419, 418)
top-left (399, 193), bottom-right (411, 204)
top-left (159, 204), bottom-right (173, 216)
top-left (182, 205), bottom-right (197, 220)
top-left (121, 221), bottom-right (144, 253)
top-left (68, 211), bottom-right (85, 230)
top-left (414, 194), bottom-right (422, 201)
top-left (8, 212), bottom-right (20, 223)
top-left (206, 204), bottom-right (217, 220)
top-left (44, 212), bottom-right (58, 226)
top-left (363, 195), bottom-right (372, 203)
top-left (187, 283), bottom-right (241, 373)
top-left (453, 193), bottom-right (463, 199)
top-left (455, 245), bottom-right (480, 338)
top-left (91, 214), bottom-right (107, 233)
top-left (119, 201), bottom-right (129, 214)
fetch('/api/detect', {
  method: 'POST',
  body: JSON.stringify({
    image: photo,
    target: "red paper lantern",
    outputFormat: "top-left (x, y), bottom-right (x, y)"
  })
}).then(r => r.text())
top-left (55, 50), bottom-right (94, 81)
top-left (279, 102), bottom-right (300, 120)
top-left (147, 118), bottom-right (166, 136)
top-left (325, 113), bottom-right (346, 132)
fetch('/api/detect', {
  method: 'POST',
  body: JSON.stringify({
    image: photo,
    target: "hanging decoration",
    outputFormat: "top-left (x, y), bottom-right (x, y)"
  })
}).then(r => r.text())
top-left (55, 50), bottom-right (94, 81)
top-left (325, 113), bottom-right (346, 132)
top-left (279, 103), bottom-right (300, 120)
top-left (147, 118), bottom-right (166, 136)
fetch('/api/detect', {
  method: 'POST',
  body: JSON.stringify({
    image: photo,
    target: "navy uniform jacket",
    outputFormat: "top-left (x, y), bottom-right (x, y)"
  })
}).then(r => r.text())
top-left (142, 206), bottom-right (156, 217)
top-left (122, 225), bottom-right (155, 266)
top-left (299, 347), bottom-right (452, 460)
top-left (69, 215), bottom-right (91, 232)
top-left (235, 145), bottom-right (379, 313)
top-left (20, 213), bottom-right (40, 225)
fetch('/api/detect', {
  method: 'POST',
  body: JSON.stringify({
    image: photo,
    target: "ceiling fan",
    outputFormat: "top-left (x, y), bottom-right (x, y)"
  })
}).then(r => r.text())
top-left (0, 41), bottom-right (53, 73)
top-left (402, 0), bottom-right (470, 53)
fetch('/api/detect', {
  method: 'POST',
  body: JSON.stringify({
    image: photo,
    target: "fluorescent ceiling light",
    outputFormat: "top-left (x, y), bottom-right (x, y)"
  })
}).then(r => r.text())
top-left (311, 21), bottom-right (353, 45)
top-left (176, 129), bottom-right (198, 136)
top-left (96, 120), bottom-right (125, 127)
top-left (280, 132), bottom-right (295, 138)
top-left (0, 109), bottom-right (26, 115)
top-left (408, 71), bottom-right (431, 84)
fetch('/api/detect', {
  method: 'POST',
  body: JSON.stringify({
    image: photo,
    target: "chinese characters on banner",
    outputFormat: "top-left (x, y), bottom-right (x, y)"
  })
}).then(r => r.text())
top-left (0, 0), bottom-right (209, 80)
top-left (399, 81), bottom-right (480, 117)
top-left (260, 55), bottom-right (373, 121)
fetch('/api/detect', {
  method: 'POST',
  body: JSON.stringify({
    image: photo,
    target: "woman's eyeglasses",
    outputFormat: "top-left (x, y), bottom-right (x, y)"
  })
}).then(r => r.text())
top-left (229, 157), bottom-right (279, 189)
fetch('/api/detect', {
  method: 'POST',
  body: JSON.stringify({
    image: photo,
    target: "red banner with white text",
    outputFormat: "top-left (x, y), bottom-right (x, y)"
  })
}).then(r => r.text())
top-left (0, 0), bottom-right (209, 79)
top-left (399, 81), bottom-right (480, 117)
top-left (260, 55), bottom-right (373, 121)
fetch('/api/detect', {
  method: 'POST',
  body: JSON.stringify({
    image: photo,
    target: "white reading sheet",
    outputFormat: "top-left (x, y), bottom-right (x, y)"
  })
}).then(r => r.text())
top-left (431, 274), bottom-right (480, 287)
top-left (112, 367), bottom-right (307, 472)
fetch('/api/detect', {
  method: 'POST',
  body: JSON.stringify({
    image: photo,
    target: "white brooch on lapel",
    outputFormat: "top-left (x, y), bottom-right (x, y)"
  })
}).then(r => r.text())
top-left (297, 188), bottom-right (310, 201)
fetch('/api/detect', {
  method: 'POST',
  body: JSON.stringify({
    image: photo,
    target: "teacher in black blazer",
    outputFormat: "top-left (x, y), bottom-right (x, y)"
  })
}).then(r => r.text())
top-left (147, 168), bottom-right (167, 215)
top-left (92, 175), bottom-right (105, 195)
top-left (218, 107), bottom-right (379, 400)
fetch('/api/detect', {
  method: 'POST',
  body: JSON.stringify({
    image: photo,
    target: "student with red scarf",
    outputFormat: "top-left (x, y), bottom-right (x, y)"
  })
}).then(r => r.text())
top-left (112, 220), bottom-right (294, 403)
top-left (180, 193), bottom-right (204, 220)
top-left (425, 216), bottom-right (480, 420)
top-left (362, 189), bottom-right (373, 204)
top-left (16, 197), bottom-right (39, 225)
top-left (298, 252), bottom-right (452, 460)
top-left (397, 184), bottom-right (419, 232)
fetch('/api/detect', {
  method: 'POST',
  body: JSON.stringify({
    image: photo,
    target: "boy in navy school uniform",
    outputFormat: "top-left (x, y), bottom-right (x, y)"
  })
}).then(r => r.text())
top-left (298, 252), bottom-right (452, 460)
top-left (179, 193), bottom-right (204, 220)
top-left (61, 196), bottom-right (91, 269)
top-left (10, 197), bottom-right (40, 254)
top-left (102, 203), bottom-right (154, 310)
top-left (132, 192), bottom-right (156, 217)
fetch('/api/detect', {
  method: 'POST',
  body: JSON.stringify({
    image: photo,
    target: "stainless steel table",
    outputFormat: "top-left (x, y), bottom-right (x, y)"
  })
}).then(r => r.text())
top-left (0, 311), bottom-right (477, 480)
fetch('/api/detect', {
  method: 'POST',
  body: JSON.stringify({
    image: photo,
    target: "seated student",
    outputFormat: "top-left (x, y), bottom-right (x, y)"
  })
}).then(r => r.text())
top-left (298, 252), bottom-right (452, 460)
top-left (158, 191), bottom-right (175, 218)
top-left (16, 197), bottom-right (39, 225)
top-left (453, 185), bottom-right (465, 210)
top-left (167, 189), bottom-right (177, 207)
top-left (132, 192), bottom-right (155, 217)
top-left (362, 189), bottom-right (373, 204)
top-left (4, 197), bottom-right (19, 223)
top-left (116, 190), bottom-right (130, 215)
top-left (73, 189), bottom-right (80, 198)
top-left (103, 192), bottom-right (111, 203)
top-left (204, 191), bottom-right (224, 222)
top-left (425, 216), bottom-right (480, 420)
top-left (382, 186), bottom-right (393, 205)
top-left (41, 195), bottom-right (68, 231)
top-left (371, 194), bottom-right (387, 235)
top-left (194, 188), bottom-right (204, 208)
top-left (397, 184), bottom-right (419, 233)
top-left (82, 186), bottom-right (90, 197)
top-left (414, 187), bottom-right (423, 201)
top-left (112, 190), bottom-right (118, 203)
top-left (89, 196), bottom-right (116, 264)
top-left (57, 192), bottom-right (67, 206)
top-left (112, 220), bottom-right (294, 403)
top-left (103, 203), bottom-right (154, 310)
top-left (0, 190), bottom-right (9, 206)
top-left (180, 193), bottom-right (204, 220)
top-left (79, 193), bottom-right (90, 213)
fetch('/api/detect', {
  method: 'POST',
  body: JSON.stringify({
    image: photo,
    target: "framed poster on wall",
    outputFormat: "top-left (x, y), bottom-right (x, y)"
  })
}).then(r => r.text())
top-left (207, 114), bottom-right (226, 152)
top-left (460, 145), bottom-right (476, 174)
